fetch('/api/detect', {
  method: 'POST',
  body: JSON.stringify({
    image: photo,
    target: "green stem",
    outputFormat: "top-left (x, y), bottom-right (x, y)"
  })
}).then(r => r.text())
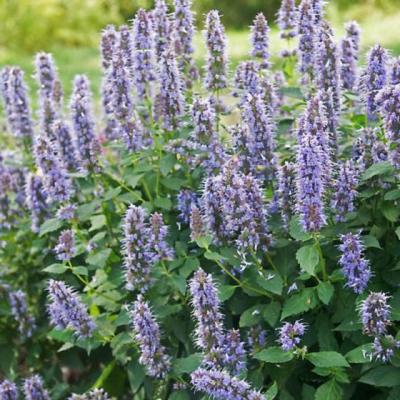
top-left (314, 236), bottom-right (328, 281)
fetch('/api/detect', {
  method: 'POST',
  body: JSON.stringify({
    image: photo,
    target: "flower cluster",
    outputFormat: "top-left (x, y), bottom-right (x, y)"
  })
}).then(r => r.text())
top-left (277, 320), bottom-right (306, 351)
top-left (250, 13), bottom-right (270, 68)
top-left (23, 375), bottom-right (50, 400)
top-left (54, 229), bottom-right (76, 261)
top-left (8, 289), bottom-right (36, 338)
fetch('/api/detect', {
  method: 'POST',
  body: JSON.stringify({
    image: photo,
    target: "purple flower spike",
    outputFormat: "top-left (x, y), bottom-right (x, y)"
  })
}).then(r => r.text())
top-left (338, 232), bottom-right (371, 294)
top-left (360, 45), bottom-right (388, 121)
top-left (100, 25), bottom-right (118, 71)
top-left (277, 0), bottom-right (297, 39)
top-left (359, 292), bottom-right (391, 336)
top-left (204, 10), bottom-right (228, 91)
top-left (190, 204), bottom-right (205, 241)
top-left (119, 25), bottom-right (134, 73)
top-left (152, 0), bottom-right (171, 62)
top-left (156, 48), bottom-right (185, 131)
top-left (390, 57), bottom-right (400, 85)
top-left (248, 325), bottom-right (267, 352)
top-left (47, 279), bottom-right (95, 338)
top-left (177, 189), bottom-right (198, 224)
top-left (340, 37), bottom-right (358, 91)
top-left (331, 160), bottom-right (359, 222)
top-left (25, 173), bottom-right (48, 233)
top-left (277, 320), bottom-right (306, 351)
top-left (69, 389), bottom-right (110, 400)
top-left (189, 268), bottom-right (224, 351)
top-left (0, 380), bottom-right (18, 400)
top-left (54, 230), bottom-right (76, 261)
top-left (8, 289), bottom-right (36, 338)
top-left (345, 21), bottom-right (361, 57)
top-left (222, 329), bottom-right (247, 375)
top-left (133, 9), bottom-right (155, 100)
top-left (295, 132), bottom-right (327, 233)
top-left (372, 335), bottom-right (400, 363)
top-left (131, 295), bottom-right (171, 378)
top-left (70, 75), bottom-right (100, 172)
top-left (250, 13), bottom-right (270, 69)
top-left (191, 368), bottom-right (264, 400)
top-left (277, 161), bottom-right (296, 228)
top-left (149, 212), bottom-right (174, 262)
top-left (23, 375), bottom-right (50, 400)
top-left (52, 119), bottom-right (78, 171)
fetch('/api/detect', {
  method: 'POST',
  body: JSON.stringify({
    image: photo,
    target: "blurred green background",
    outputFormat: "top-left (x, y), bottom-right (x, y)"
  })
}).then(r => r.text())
top-left (0, 0), bottom-right (399, 99)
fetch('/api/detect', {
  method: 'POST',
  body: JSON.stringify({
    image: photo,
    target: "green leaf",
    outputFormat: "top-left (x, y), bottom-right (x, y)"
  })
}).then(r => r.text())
top-left (254, 346), bottom-right (294, 363)
top-left (86, 248), bottom-right (112, 268)
top-left (39, 218), bottom-right (63, 236)
top-left (218, 285), bottom-right (236, 301)
top-left (127, 360), bottom-right (145, 393)
top-left (296, 245), bottom-right (319, 276)
top-left (240, 305), bottom-right (263, 327)
top-left (266, 381), bottom-right (278, 399)
top-left (172, 354), bottom-right (202, 375)
top-left (361, 161), bottom-right (393, 180)
top-left (194, 235), bottom-right (212, 249)
top-left (362, 235), bottom-right (381, 249)
top-left (257, 273), bottom-right (283, 295)
top-left (125, 174), bottom-right (144, 188)
top-left (396, 227), bottom-right (400, 241)
top-left (169, 274), bottom-right (187, 295)
top-left (307, 351), bottom-right (350, 368)
top-left (289, 217), bottom-right (312, 241)
top-left (204, 251), bottom-right (224, 262)
top-left (72, 266), bottom-right (89, 277)
top-left (281, 288), bottom-right (318, 320)
top-left (263, 301), bottom-right (281, 327)
top-left (359, 366), bottom-right (400, 387)
top-left (43, 263), bottom-right (67, 274)
top-left (382, 202), bottom-right (400, 222)
top-left (89, 214), bottom-right (106, 231)
top-left (102, 187), bottom-right (121, 201)
top-left (168, 391), bottom-right (190, 400)
top-left (384, 189), bottom-right (400, 201)
top-left (345, 343), bottom-right (373, 363)
top-left (280, 86), bottom-right (304, 100)
top-left (317, 281), bottom-right (334, 305)
top-left (159, 154), bottom-right (176, 176)
top-left (315, 379), bottom-right (343, 400)
top-left (161, 177), bottom-right (185, 190)
top-left (154, 197), bottom-right (172, 210)
top-left (77, 201), bottom-right (100, 221)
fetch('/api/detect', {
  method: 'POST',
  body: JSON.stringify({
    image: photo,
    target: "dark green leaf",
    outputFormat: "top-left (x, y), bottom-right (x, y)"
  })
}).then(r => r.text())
top-left (315, 380), bottom-right (343, 400)
top-left (317, 281), bottom-right (334, 305)
top-left (307, 351), bottom-right (349, 368)
top-left (39, 218), bottom-right (63, 236)
top-left (281, 288), bottom-right (318, 320)
top-left (359, 366), bottom-right (400, 387)
top-left (43, 263), bottom-right (67, 274)
top-left (296, 245), bottom-right (319, 276)
top-left (361, 161), bottom-right (393, 180)
top-left (172, 354), bottom-right (202, 375)
top-left (254, 347), bottom-right (293, 363)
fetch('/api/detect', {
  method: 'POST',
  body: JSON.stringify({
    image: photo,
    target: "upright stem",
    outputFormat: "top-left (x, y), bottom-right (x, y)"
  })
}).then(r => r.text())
top-left (314, 236), bottom-right (328, 281)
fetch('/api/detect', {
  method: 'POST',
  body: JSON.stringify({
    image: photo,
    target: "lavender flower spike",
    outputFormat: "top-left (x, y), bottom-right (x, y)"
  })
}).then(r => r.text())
top-left (277, 161), bottom-right (296, 228)
top-left (360, 45), bottom-right (388, 121)
top-left (191, 368), bottom-right (264, 400)
top-left (54, 230), bottom-right (76, 261)
top-left (8, 289), bottom-right (36, 338)
top-left (23, 375), bottom-right (50, 400)
top-left (69, 389), bottom-right (110, 400)
top-left (376, 84), bottom-right (400, 168)
top-left (156, 48), bottom-right (185, 131)
top-left (47, 279), bottom-right (95, 338)
top-left (390, 57), bottom-right (400, 85)
top-left (359, 292), bottom-right (391, 336)
top-left (190, 205), bottom-right (205, 241)
top-left (189, 268), bottom-right (224, 351)
top-left (0, 380), bottom-right (18, 400)
top-left (131, 295), bottom-right (171, 378)
top-left (132, 9), bottom-right (155, 100)
top-left (338, 232), bottom-right (371, 294)
top-left (204, 10), bottom-right (228, 91)
top-left (340, 37), bottom-right (358, 91)
top-left (372, 335), bottom-right (400, 363)
top-left (250, 13), bottom-right (270, 69)
top-left (222, 329), bottom-right (247, 375)
top-left (70, 75), bottom-right (100, 172)
top-left (52, 119), bottom-right (78, 171)
top-left (345, 21), bottom-right (361, 57)
top-left (100, 25), bottom-right (118, 71)
top-left (121, 205), bottom-right (153, 292)
top-left (149, 212), bottom-right (174, 262)
top-left (277, 0), bottom-right (298, 39)
top-left (152, 0), bottom-right (171, 62)
top-left (331, 160), bottom-right (359, 222)
top-left (296, 132), bottom-right (326, 232)
top-left (25, 174), bottom-right (48, 233)
top-left (177, 189), bottom-right (198, 224)
top-left (277, 320), bottom-right (306, 351)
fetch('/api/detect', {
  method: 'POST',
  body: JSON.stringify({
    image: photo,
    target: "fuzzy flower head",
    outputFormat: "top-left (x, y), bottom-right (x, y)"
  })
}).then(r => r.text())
top-left (47, 279), bottom-right (95, 338)
top-left (248, 325), bottom-right (267, 352)
top-left (69, 389), bottom-right (110, 400)
top-left (149, 212), bottom-right (174, 262)
top-left (277, 320), bottom-right (306, 351)
top-left (25, 174), bottom-right (48, 233)
top-left (100, 25), bottom-right (118, 71)
top-left (190, 204), bottom-right (206, 241)
top-left (204, 10), bottom-right (228, 91)
top-left (173, 0), bottom-right (195, 64)
top-left (131, 295), bottom-right (171, 378)
top-left (52, 119), bottom-right (79, 171)
top-left (233, 60), bottom-right (261, 99)
top-left (277, 0), bottom-right (297, 39)
top-left (8, 290), bottom-right (36, 338)
top-left (390, 57), bottom-right (400, 85)
top-left (177, 189), bottom-right (198, 224)
top-left (189, 268), bottom-right (224, 351)
top-left (221, 329), bottom-right (247, 375)
top-left (340, 37), bottom-right (358, 91)
top-left (54, 230), bottom-right (76, 261)
top-left (191, 368), bottom-right (264, 400)
top-left (372, 335), bottom-right (400, 363)
top-left (152, 0), bottom-right (171, 62)
top-left (277, 161), bottom-right (296, 228)
top-left (359, 292), bottom-right (391, 336)
top-left (250, 13), bottom-right (270, 68)
top-left (23, 375), bottom-right (50, 400)
top-left (0, 380), bottom-right (18, 400)
top-left (338, 232), bottom-right (371, 294)
top-left (345, 21), bottom-right (361, 56)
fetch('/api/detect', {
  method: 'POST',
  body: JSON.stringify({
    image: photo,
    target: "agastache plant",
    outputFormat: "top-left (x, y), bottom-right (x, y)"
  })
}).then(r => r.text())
top-left (131, 295), bottom-right (171, 378)
top-left (190, 204), bottom-right (205, 241)
top-left (204, 10), bottom-right (228, 92)
top-left (277, 0), bottom-right (297, 39)
top-left (8, 289), bottom-right (36, 338)
top-left (47, 279), bottom-right (95, 338)
top-left (148, 212), bottom-right (174, 262)
top-left (390, 57), bottom-right (400, 84)
top-left (152, 0), bottom-right (171, 62)
top-left (345, 21), bottom-right (361, 57)
top-left (69, 389), bottom-right (110, 400)
top-left (338, 232), bottom-right (371, 294)
top-left (23, 375), bottom-right (50, 400)
top-left (177, 189), bottom-right (198, 224)
top-left (277, 161), bottom-right (296, 227)
top-left (359, 292), bottom-right (391, 336)
top-left (340, 37), bottom-right (358, 91)
top-left (0, 380), bottom-right (18, 400)
top-left (250, 13), bottom-right (270, 69)
top-left (25, 173), bottom-right (48, 233)
top-left (371, 335), bottom-right (400, 363)
top-left (54, 229), bottom-right (76, 261)
top-left (52, 119), bottom-right (78, 171)
top-left (277, 320), bottom-right (306, 351)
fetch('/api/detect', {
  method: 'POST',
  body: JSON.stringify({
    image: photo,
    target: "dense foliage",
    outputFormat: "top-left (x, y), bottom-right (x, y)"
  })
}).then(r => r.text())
top-left (1, 0), bottom-right (400, 399)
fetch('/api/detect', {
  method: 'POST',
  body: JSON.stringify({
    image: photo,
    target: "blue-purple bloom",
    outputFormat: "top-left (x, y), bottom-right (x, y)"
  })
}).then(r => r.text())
top-left (331, 161), bottom-right (359, 222)
top-left (338, 232), bottom-right (371, 294)
top-left (248, 325), bottom-right (267, 353)
top-left (221, 329), bottom-right (247, 375)
top-left (277, 161), bottom-right (296, 228)
top-left (34, 135), bottom-right (73, 203)
top-left (277, 0), bottom-right (297, 39)
top-left (152, 0), bottom-right (171, 62)
top-left (390, 57), bottom-right (400, 85)
top-left (54, 230), bottom-right (76, 261)
top-left (52, 119), bottom-right (78, 171)
top-left (277, 320), bottom-right (306, 351)
top-left (177, 189), bottom-right (198, 224)
top-left (250, 13), bottom-right (270, 69)
top-left (23, 375), bottom-right (50, 400)
top-left (8, 289), bottom-right (36, 338)
top-left (233, 61), bottom-right (261, 99)
top-left (190, 204), bottom-right (205, 241)
top-left (132, 9), bottom-right (155, 100)
top-left (359, 292), bottom-right (391, 336)
top-left (372, 335), bottom-right (400, 363)
top-left (149, 212), bottom-right (174, 262)
top-left (25, 174), bottom-right (48, 233)
top-left (56, 204), bottom-right (77, 221)
top-left (204, 10), bottom-right (228, 91)
top-left (70, 75), bottom-right (100, 172)
top-left (47, 280), bottom-right (95, 338)
top-left (131, 295), bottom-right (171, 378)
top-left (340, 37), bottom-right (358, 91)
top-left (360, 45), bottom-right (388, 121)
top-left (345, 21), bottom-right (361, 57)
top-left (191, 368), bottom-right (264, 400)
top-left (119, 25), bottom-right (134, 73)
top-left (0, 380), bottom-right (18, 400)
top-left (69, 389), bottom-right (110, 400)
top-left (376, 84), bottom-right (400, 168)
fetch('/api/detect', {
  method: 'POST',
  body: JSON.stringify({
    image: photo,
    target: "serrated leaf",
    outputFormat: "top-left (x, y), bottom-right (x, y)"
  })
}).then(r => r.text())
top-left (315, 379), bottom-right (343, 400)
top-left (240, 305), bottom-right (264, 327)
top-left (359, 366), bottom-right (400, 387)
top-left (266, 381), bottom-right (278, 399)
top-left (296, 245), bottom-right (319, 276)
top-left (263, 301), bottom-right (281, 327)
top-left (39, 218), bottom-right (63, 236)
top-left (362, 235), bottom-right (381, 249)
top-left (43, 263), bottom-right (67, 274)
top-left (154, 197), bottom-right (172, 210)
top-left (317, 281), bottom-right (334, 305)
top-left (204, 251), bottom-right (224, 262)
top-left (125, 174), bottom-right (144, 188)
top-left (159, 154), bottom-right (176, 176)
top-left (281, 288), bottom-right (318, 319)
top-left (254, 346), bottom-right (293, 363)
top-left (161, 177), bottom-right (185, 190)
top-left (345, 343), bottom-right (373, 363)
top-left (172, 354), bottom-right (202, 375)
top-left (194, 235), bottom-right (212, 249)
top-left (307, 351), bottom-right (349, 368)
top-left (382, 203), bottom-right (400, 222)
top-left (86, 248), bottom-right (112, 268)
top-left (89, 214), bottom-right (106, 231)
top-left (218, 285), bottom-right (236, 301)
top-left (385, 189), bottom-right (400, 201)
top-left (361, 161), bottom-right (393, 180)
top-left (289, 217), bottom-right (312, 241)
top-left (257, 273), bottom-right (283, 295)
